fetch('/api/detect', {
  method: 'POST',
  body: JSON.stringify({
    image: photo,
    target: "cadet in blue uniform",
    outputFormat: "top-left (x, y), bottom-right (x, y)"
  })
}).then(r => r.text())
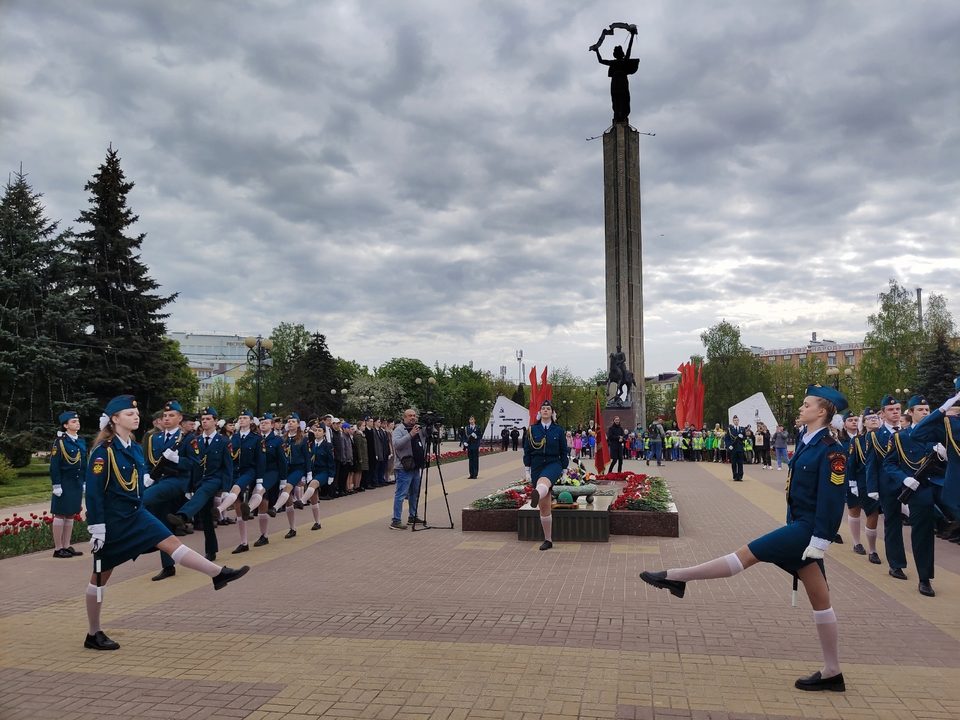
top-left (143, 400), bottom-right (197, 581)
top-left (50, 411), bottom-right (87, 558)
top-left (883, 395), bottom-right (942, 597)
top-left (83, 395), bottom-right (249, 651)
top-left (910, 380), bottom-right (960, 540)
top-left (245, 413), bottom-right (288, 546)
top-left (865, 394), bottom-right (908, 579)
top-left (297, 421), bottom-right (334, 530)
top-left (642, 386), bottom-right (849, 692)
top-left (843, 408), bottom-right (883, 563)
top-left (462, 416), bottom-right (482, 479)
top-left (215, 409), bottom-right (266, 554)
top-left (267, 414), bottom-right (309, 539)
top-left (523, 399), bottom-right (569, 551)
top-left (726, 416), bottom-right (746, 481)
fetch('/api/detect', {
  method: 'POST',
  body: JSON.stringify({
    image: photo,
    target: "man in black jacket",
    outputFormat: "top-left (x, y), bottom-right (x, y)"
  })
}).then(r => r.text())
top-left (607, 417), bottom-right (626, 473)
top-left (726, 416), bottom-right (746, 481)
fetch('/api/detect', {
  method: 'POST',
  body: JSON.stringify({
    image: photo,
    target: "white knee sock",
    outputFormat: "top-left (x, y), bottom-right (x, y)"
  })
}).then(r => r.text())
top-left (85, 583), bottom-right (101, 633)
top-left (847, 514), bottom-right (861, 545)
top-left (170, 544), bottom-right (220, 578)
top-left (237, 518), bottom-right (248, 545)
top-left (667, 553), bottom-right (744, 582)
top-left (865, 526), bottom-right (878, 553)
top-left (248, 491), bottom-right (263, 508)
top-left (52, 518), bottom-right (65, 550)
top-left (541, 515), bottom-right (552, 542)
top-left (302, 485), bottom-right (316, 503)
top-left (258, 514), bottom-right (269, 536)
top-left (274, 490), bottom-right (290, 510)
top-left (62, 518), bottom-right (74, 548)
top-left (813, 607), bottom-right (840, 677)
top-left (217, 491), bottom-right (238, 514)
top-left (311, 503), bottom-right (320, 523)
top-left (286, 506), bottom-right (296, 530)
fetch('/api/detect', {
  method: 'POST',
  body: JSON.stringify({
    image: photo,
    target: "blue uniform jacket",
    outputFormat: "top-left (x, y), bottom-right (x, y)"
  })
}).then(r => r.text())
top-left (523, 422), bottom-right (569, 473)
top-left (283, 434), bottom-right (310, 471)
top-left (50, 434), bottom-right (87, 488)
top-left (883, 425), bottom-right (942, 487)
top-left (85, 438), bottom-right (147, 526)
top-left (185, 432), bottom-right (234, 488)
top-left (865, 426), bottom-right (894, 496)
top-left (263, 433), bottom-right (289, 485)
top-left (312, 437), bottom-right (336, 483)
top-left (232, 431), bottom-right (266, 480)
top-left (145, 428), bottom-right (194, 480)
top-left (843, 433), bottom-right (869, 491)
top-left (911, 409), bottom-right (957, 484)
top-left (785, 428), bottom-right (847, 542)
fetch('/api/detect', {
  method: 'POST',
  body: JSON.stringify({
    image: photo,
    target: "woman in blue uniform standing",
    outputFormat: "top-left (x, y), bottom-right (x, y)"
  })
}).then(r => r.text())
top-left (523, 399), bottom-right (569, 551)
top-left (83, 395), bottom-right (250, 651)
top-left (844, 408), bottom-right (883, 563)
top-left (641, 386), bottom-right (849, 692)
top-left (296, 420), bottom-right (334, 531)
top-left (50, 410), bottom-right (87, 558)
top-left (267, 414), bottom-right (310, 539)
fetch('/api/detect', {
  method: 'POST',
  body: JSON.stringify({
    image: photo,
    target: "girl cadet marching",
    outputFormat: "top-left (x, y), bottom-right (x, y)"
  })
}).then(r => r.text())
top-left (267, 414), bottom-right (309, 538)
top-left (296, 419), bottom-right (335, 530)
top-left (49, 411), bottom-right (87, 558)
top-left (245, 412), bottom-right (288, 547)
top-left (844, 408), bottom-right (883, 564)
top-left (83, 395), bottom-right (250, 651)
top-left (641, 385), bottom-right (850, 692)
top-left (215, 409), bottom-right (266, 554)
top-left (523, 399), bottom-right (570, 552)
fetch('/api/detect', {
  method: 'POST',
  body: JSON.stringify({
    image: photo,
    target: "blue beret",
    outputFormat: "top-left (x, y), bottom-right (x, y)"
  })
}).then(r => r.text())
top-left (806, 384), bottom-right (848, 413)
top-left (261, 412), bottom-right (275, 420)
top-left (200, 407), bottom-right (218, 418)
top-left (906, 394), bottom-right (929, 409)
top-left (861, 407), bottom-right (877, 417)
top-left (287, 412), bottom-right (300, 421)
top-left (104, 395), bottom-right (137, 416)
top-left (839, 409), bottom-right (853, 421)
top-left (58, 411), bottom-right (78, 425)
top-left (163, 400), bottom-right (183, 413)
top-left (238, 408), bottom-right (254, 418)
top-left (540, 399), bottom-right (553, 408)
top-left (879, 394), bottom-right (899, 408)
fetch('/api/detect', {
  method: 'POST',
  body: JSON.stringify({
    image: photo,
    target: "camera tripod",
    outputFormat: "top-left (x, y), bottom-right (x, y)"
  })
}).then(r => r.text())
top-left (411, 433), bottom-right (454, 531)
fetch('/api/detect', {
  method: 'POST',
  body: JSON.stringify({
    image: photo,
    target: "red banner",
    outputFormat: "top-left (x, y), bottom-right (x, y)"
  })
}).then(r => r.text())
top-left (594, 395), bottom-right (610, 473)
top-left (527, 365), bottom-right (553, 425)
top-left (675, 361), bottom-right (705, 428)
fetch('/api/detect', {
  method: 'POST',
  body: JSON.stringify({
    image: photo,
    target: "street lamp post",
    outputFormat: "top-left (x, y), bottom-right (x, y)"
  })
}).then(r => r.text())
top-left (330, 387), bottom-right (348, 414)
top-left (515, 349), bottom-right (523, 386)
top-left (415, 376), bottom-right (437, 409)
top-left (244, 335), bottom-right (274, 416)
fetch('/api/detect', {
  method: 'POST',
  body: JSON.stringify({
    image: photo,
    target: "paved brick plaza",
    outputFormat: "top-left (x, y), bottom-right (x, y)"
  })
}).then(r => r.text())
top-left (1, 451), bottom-right (958, 720)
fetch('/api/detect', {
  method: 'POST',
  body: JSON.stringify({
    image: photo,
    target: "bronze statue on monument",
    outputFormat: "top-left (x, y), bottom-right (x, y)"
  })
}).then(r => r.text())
top-left (589, 22), bottom-right (639, 124)
top-left (606, 344), bottom-right (636, 408)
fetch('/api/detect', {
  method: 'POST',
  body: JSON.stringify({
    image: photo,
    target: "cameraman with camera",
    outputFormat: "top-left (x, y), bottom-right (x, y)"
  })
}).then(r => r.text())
top-left (390, 409), bottom-right (427, 530)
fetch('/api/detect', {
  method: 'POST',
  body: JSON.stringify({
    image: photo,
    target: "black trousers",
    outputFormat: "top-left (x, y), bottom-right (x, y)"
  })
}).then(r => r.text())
top-left (730, 450), bottom-right (744, 480)
top-left (468, 449), bottom-right (479, 478)
top-left (608, 454), bottom-right (623, 474)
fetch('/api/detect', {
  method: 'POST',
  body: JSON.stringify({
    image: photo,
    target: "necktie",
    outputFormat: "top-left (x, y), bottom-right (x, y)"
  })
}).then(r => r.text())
top-left (204, 436), bottom-right (210, 448)
top-left (893, 426), bottom-right (900, 432)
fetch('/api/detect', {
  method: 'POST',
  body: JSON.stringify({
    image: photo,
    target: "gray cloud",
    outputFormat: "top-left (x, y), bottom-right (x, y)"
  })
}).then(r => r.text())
top-left (2, 0), bottom-right (958, 381)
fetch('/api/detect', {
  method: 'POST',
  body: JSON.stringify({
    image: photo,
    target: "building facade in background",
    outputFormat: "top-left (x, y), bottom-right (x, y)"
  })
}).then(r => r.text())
top-left (754, 332), bottom-right (866, 369)
top-left (167, 332), bottom-right (251, 393)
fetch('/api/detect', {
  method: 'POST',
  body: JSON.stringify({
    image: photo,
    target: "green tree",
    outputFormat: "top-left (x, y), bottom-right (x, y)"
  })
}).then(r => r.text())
top-left (286, 332), bottom-right (338, 419)
top-left (158, 338), bottom-right (199, 412)
top-left (263, 322), bottom-right (311, 405)
top-left (0, 170), bottom-right (90, 464)
top-left (200, 378), bottom-right (240, 419)
top-left (69, 146), bottom-right (179, 415)
top-left (511, 383), bottom-right (526, 406)
top-left (376, 357), bottom-right (433, 405)
top-left (923, 293), bottom-right (954, 339)
top-left (343, 375), bottom-right (409, 420)
top-left (700, 320), bottom-right (768, 426)
top-left (916, 330), bottom-right (960, 404)
top-left (859, 280), bottom-right (927, 406)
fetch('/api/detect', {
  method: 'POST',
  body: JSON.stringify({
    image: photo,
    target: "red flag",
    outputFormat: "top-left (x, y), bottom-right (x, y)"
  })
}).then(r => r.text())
top-left (675, 362), bottom-right (688, 428)
top-left (594, 395), bottom-right (610, 474)
top-left (528, 366), bottom-right (540, 424)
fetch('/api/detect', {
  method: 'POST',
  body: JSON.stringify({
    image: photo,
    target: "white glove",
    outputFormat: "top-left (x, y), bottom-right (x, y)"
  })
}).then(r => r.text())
top-left (185, 492), bottom-right (194, 500)
top-left (88, 523), bottom-right (106, 553)
top-left (939, 391), bottom-right (960, 413)
top-left (524, 467), bottom-right (531, 482)
top-left (934, 442), bottom-right (947, 461)
top-left (162, 448), bottom-right (179, 463)
top-left (52, 485), bottom-right (63, 497)
top-left (903, 477), bottom-right (920, 491)
top-left (306, 472), bottom-right (313, 482)
top-left (255, 480), bottom-right (264, 491)
top-left (849, 482), bottom-right (859, 497)
top-left (901, 503), bottom-right (911, 517)
top-left (868, 492), bottom-right (879, 501)
top-left (801, 536), bottom-right (830, 560)
top-left (143, 474), bottom-right (153, 488)
top-left (327, 475), bottom-right (334, 485)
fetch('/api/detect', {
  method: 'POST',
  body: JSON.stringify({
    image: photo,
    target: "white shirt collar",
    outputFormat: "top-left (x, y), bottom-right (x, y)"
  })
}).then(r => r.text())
top-left (801, 427), bottom-right (827, 445)
top-left (884, 422), bottom-right (898, 433)
top-left (541, 420), bottom-right (552, 429)
top-left (116, 435), bottom-right (132, 448)
top-left (203, 431), bottom-right (216, 440)
top-left (66, 432), bottom-right (79, 440)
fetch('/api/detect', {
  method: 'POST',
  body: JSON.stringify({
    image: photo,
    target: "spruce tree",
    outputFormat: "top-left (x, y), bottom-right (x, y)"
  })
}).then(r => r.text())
top-left (69, 145), bottom-right (177, 413)
top-left (0, 169), bottom-right (89, 464)
top-left (916, 330), bottom-right (960, 405)
top-left (288, 332), bottom-right (338, 419)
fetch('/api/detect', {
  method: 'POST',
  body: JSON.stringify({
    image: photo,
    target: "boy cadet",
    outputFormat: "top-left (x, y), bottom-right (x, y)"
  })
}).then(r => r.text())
top-left (865, 394), bottom-right (908, 580)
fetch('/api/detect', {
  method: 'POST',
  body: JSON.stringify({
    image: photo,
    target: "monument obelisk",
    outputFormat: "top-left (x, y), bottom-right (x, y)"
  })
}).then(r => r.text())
top-left (591, 22), bottom-right (645, 428)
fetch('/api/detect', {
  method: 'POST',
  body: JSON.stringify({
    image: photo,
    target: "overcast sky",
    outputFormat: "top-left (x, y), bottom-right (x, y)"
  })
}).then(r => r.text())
top-left (3, 0), bottom-right (958, 381)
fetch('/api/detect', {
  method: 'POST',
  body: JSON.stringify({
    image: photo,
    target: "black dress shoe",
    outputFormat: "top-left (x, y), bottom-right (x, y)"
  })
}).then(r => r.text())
top-left (918, 581), bottom-right (935, 597)
top-left (833, 533), bottom-right (844, 544)
top-left (213, 565), bottom-right (250, 590)
top-left (529, 487), bottom-right (540, 507)
top-left (639, 570), bottom-right (686, 598)
top-left (66, 546), bottom-right (84, 556)
top-left (151, 566), bottom-right (176, 581)
top-left (311, 522), bottom-right (322, 531)
top-left (284, 529), bottom-right (297, 539)
top-left (53, 548), bottom-right (71, 558)
top-left (232, 544), bottom-right (249, 554)
top-left (205, 552), bottom-right (216, 561)
top-left (795, 671), bottom-right (845, 692)
top-left (293, 500), bottom-right (304, 509)
top-left (266, 507), bottom-right (277, 518)
top-left (166, 513), bottom-right (193, 535)
top-left (240, 502), bottom-right (252, 521)
top-left (852, 544), bottom-right (866, 555)
top-left (84, 630), bottom-right (120, 651)
top-left (539, 540), bottom-right (553, 551)
top-left (889, 568), bottom-right (908, 580)
top-left (868, 552), bottom-right (881, 564)
top-left (253, 535), bottom-right (269, 547)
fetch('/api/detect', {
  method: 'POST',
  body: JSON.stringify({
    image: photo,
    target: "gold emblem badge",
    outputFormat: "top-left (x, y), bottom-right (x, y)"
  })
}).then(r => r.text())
top-left (92, 457), bottom-right (105, 475)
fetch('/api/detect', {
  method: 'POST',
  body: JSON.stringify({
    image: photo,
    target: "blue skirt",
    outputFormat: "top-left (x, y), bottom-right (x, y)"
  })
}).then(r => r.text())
top-left (747, 521), bottom-right (823, 576)
top-left (531, 461), bottom-right (563, 486)
top-left (51, 478), bottom-right (84, 516)
top-left (234, 469), bottom-right (256, 491)
top-left (286, 468), bottom-right (306, 486)
top-left (98, 507), bottom-right (172, 571)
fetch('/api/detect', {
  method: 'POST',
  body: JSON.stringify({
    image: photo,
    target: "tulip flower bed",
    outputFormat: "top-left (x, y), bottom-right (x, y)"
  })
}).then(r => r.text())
top-left (608, 473), bottom-right (679, 537)
top-left (431, 446), bottom-right (503, 465)
top-left (609, 473), bottom-right (672, 512)
top-left (0, 511), bottom-right (90, 559)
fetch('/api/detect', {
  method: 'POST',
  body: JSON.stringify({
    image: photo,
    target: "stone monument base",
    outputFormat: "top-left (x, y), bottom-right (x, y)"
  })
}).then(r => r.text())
top-left (602, 406), bottom-right (637, 432)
